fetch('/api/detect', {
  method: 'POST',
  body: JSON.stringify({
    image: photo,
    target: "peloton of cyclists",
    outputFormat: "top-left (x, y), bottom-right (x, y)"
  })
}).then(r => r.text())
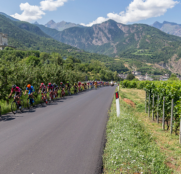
top-left (8, 80), bottom-right (109, 108)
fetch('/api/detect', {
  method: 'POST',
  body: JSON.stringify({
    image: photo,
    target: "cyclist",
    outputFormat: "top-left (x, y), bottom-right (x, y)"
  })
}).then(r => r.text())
top-left (78, 81), bottom-right (81, 92)
top-left (8, 85), bottom-right (22, 108)
top-left (81, 82), bottom-right (85, 91)
top-left (87, 81), bottom-right (90, 90)
top-left (24, 84), bottom-right (35, 104)
top-left (94, 81), bottom-right (98, 89)
top-left (89, 81), bottom-right (93, 89)
top-left (84, 82), bottom-right (87, 90)
top-left (47, 83), bottom-right (54, 100)
top-left (60, 82), bottom-right (65, 97)
top-left (53, 83), bottom-right (59, 98)
top-left (66, 81), bottom-right (71, 95)
top-left (73, 83), bottom-right (78, 94)
top-left (39, 83), bottom-right (48, 104)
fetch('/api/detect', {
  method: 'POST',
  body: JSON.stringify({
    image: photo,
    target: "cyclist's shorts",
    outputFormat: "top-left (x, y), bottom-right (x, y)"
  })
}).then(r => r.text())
top-left (14, 92), bottom-right (21, 97)
top-left (42, 89), bottom-right (47, 93)
top-left (49, 89), bottom-right (53, 93)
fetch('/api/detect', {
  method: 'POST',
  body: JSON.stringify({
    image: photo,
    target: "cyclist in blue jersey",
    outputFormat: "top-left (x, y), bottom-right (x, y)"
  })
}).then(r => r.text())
top-left (24, 84), bottom-right (35, 103)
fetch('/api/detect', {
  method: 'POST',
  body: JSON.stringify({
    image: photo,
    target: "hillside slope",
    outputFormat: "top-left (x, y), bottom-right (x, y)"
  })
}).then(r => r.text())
top-left (0, 14), bottom-right (78, 53)
top-left (38, 20), bottom-right (181, 64)
top-left (0, 12), bottom-right (19, 22)
top-left (0, 14), bottom-right (119, 67)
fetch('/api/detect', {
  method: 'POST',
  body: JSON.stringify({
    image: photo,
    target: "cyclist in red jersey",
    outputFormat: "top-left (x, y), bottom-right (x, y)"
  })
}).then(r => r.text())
top-left (87, 82), bottom-right (90, 89)
top-left (78, 81), bottom-right (81, 92)
top-left (39, 83), bottom-right (48, 104)
top-left (47, 83), bottom-right (54, 100)
top-left (9, 85), bottom-right (22, 106)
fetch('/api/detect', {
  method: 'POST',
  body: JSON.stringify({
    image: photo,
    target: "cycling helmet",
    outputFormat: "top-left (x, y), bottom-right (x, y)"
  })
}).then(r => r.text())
top-left (53, 83), bottom-right (56, 86)
top-left (60, 82), bottom-right (63, 84)
top-left (12, 85), bottom-right (16, 89)
top-left (27, 84), bottom-right (31, 88)
top-left (41, 83), bottom-right (44, 86)
top-left (48, 83), bottom-right (51, 86)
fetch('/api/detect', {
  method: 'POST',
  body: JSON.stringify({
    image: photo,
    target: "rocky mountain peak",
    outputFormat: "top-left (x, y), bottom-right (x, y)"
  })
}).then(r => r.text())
top-left (152, 21), bottom-right (162, 29)
top-left (45, 20), bottom-right (56, 27)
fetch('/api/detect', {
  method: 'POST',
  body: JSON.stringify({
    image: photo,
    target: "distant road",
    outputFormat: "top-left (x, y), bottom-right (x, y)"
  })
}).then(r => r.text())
top-left (0, 86), bottom-right (115, 174)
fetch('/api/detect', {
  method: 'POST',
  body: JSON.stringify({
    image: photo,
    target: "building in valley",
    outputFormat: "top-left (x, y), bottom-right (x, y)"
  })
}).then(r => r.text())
top-left (0, 33), bottom-right (8, 50)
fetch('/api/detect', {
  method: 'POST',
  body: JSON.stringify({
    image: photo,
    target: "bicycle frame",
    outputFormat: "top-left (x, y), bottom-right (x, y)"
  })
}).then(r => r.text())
top-left (61, 89), bottom-right (65, 97)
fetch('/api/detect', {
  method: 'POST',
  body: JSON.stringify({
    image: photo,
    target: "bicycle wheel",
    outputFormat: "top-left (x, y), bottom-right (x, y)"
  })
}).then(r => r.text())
top-left (32, 98), bottom-right (37, 107)
top-left (41, 96), bottom-right (46, 106)
top-left (0, 106), bottom-right (1, 118)
top-left (49, 93), bottom-right (53, 103)
top-left (19, 99), bottom-right (25, 113)
top-left (27, 99), bottom-right (31, 109)
top-left (11, 101), bottom-right (18, 114)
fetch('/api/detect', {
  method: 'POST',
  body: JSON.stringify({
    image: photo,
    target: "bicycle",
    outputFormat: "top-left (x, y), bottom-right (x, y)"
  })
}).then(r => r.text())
top-left (11, 97), bottom-right (24, 114)
top-left (27, 95), bottom-right (36, 109)
top-left (78, 86), bottom-right (81, 93)
top-left (0, 106), bottom-right (1, 118)
top-left (67, 87), bottom-right (71, 96)
top-left (74, 87), bottom-right (77, 94)
top-left (54, 88), bottom-right (59, 99)
top-left (39, 92), bottom-right (47, 106)
top-left (48, 90), bottom-right (55, 103)
top-left (60, 88), bottom-right (65, 98)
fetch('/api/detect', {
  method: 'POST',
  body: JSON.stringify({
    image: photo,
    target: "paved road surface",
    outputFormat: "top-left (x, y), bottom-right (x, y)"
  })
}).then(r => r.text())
top-left (0, 86), bottom-right (115, 174)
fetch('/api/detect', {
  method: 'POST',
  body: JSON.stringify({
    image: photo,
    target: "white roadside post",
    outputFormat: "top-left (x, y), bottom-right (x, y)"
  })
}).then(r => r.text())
top-left (115, 92), bottom-right (120, 117)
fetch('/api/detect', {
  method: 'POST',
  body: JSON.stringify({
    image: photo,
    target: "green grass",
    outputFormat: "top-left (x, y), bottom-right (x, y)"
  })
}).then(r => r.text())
top-left (117, 88), bottom-right (181, 173)
top-left (103, 97), bottom-right (171, 174)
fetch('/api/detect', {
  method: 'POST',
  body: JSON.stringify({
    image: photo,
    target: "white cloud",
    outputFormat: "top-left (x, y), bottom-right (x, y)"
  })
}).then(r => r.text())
top-left (82, 0), bottom-right (179, 26)
top-left (11, 2), bottom-right (45, 22)
top-left (11, 0), bottom-right (68, 22)
top-left (40, 0), bottom-right (68, 11)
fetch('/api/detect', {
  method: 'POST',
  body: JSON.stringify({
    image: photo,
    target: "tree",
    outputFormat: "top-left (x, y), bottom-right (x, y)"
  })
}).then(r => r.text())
top-left (169, 74), bottom-right (179, 81)
top-left (126, 74), bottom-right (135, 81)
top-left (25, 56), bottom-right (40, 66)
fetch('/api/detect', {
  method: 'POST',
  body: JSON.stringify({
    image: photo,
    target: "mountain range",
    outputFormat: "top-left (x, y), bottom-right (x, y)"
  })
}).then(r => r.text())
top-left (152, 21), bottom-right (181, 37)
top-left (40, 20), bottom-right (181, 61)
top-left (45, 20), bottom-right (83, 31)
top-left (28, 19), bottom-right (181, 74)
top-left (1, 12), bottom-right (181, 74)
top-left (0, 13), bottom-right (116, 67)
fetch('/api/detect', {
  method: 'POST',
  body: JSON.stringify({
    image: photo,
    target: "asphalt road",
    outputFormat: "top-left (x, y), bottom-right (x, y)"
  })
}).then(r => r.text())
top-left (0, 86), bottom-right (116, 174)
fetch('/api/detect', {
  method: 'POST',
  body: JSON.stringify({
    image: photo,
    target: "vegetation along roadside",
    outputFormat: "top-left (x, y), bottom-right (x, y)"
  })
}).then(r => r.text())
top-left (114, 87), bottom-right (181, 173)
top-left (103, 90), bottom-right (171, 174)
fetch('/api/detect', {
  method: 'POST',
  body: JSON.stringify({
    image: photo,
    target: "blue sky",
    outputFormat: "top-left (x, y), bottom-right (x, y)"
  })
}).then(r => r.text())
top-left (0, 0), bottom-right (181, 25)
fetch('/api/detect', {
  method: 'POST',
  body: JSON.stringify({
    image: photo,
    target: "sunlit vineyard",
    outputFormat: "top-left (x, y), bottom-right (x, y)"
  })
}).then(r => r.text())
top-left (121, 80), bottom-right (181, 138)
